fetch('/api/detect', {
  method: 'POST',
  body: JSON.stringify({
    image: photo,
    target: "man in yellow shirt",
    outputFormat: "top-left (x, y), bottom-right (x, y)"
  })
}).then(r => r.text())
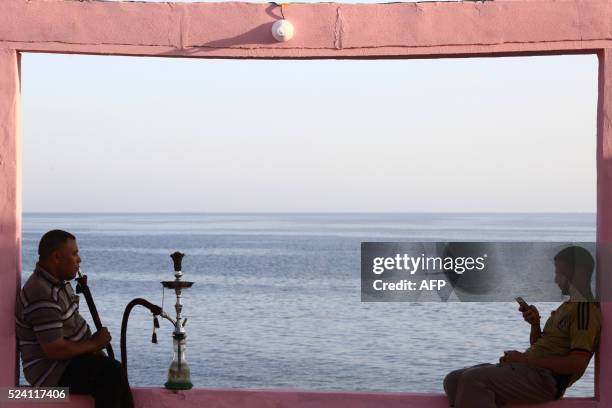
top-left (443, 246), bottom-right (601, 407)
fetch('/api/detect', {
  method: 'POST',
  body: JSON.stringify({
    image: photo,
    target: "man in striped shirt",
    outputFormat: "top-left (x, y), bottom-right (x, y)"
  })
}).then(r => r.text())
top-left (16, 230), bottom-right (132, 408)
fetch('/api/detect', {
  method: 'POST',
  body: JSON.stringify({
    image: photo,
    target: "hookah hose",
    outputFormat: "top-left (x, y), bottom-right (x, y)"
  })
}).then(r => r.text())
top-left (120, 298), bottom-right (163, 383)
top-left (75, 270), bottom-right (115, 360)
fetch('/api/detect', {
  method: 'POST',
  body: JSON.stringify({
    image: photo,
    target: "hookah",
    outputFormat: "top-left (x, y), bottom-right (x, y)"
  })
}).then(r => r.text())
top-left (161, 251), bottom-right (194, 389)
top-left (119, 251), bottom-right (194, 390)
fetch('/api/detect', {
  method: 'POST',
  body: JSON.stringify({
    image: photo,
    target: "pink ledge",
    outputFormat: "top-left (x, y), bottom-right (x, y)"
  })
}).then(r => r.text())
top-left (2, 388), bottom-right (598, 408)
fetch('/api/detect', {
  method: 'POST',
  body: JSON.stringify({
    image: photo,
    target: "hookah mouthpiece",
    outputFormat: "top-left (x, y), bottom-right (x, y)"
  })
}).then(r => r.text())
top-left (75, 269), bottom-right (87, 293)
top-left (170, 252), bottom-right (185, 272)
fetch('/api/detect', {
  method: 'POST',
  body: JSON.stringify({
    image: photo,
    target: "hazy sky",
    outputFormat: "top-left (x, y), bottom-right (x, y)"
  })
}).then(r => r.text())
top-left (21, 24), bottom-right (598, 212)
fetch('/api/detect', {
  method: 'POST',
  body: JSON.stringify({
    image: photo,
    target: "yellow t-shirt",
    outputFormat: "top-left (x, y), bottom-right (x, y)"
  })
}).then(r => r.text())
top-left (524, 302), bottom-right (601, 387)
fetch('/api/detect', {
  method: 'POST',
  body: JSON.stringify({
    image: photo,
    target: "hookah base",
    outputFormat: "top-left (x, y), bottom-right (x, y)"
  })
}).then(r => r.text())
top-left (164, 381), bottom-right (193, 390)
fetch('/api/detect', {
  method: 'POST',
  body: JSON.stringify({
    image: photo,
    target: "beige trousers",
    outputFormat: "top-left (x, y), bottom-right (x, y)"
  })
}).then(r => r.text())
top-left (443, 362), bottom-right (558, 408)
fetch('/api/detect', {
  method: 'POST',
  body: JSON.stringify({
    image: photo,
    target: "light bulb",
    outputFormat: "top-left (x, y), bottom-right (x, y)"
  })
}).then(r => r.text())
top-left (272, 19), bottom-right (294, 42)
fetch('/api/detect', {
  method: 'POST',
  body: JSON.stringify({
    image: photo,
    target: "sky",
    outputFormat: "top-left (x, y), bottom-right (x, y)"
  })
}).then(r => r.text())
top-left (21, 6), bottom-right (598, 212)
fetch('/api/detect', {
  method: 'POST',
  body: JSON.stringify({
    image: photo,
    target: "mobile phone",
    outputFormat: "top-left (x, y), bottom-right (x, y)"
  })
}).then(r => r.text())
top-left (515, 297), bottom-right (529, 309)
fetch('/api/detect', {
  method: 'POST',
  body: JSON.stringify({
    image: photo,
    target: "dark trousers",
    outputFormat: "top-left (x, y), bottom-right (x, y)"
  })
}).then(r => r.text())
top-left (58, 354), bottom-right (133, 408)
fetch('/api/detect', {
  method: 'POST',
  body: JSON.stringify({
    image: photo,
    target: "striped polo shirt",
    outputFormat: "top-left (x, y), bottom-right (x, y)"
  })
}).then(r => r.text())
top-left (15, 264), bottom-right (92, 386)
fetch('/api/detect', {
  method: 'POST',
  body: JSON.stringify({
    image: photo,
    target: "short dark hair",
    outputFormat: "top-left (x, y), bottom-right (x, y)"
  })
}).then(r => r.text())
top-left (554, 246), bottom-right (595, 276)
top-left (38, 230), bottom-right (76, 259)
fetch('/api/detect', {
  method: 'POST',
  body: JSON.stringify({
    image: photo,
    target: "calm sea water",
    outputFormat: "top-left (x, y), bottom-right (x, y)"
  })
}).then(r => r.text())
top-left (20, 213), bottom-right (596, 396)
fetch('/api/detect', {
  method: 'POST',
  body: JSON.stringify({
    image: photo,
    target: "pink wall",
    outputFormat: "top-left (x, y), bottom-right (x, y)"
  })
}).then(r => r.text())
top-left (1, 0), bottom-right (612, 58)
top-left (0, 1), bottom-right (609, 407)
top-left (596, 49), bottom-right (612, 406)
top-left (0, 49), bottom-right (21, 388)
top-left (0, 389), bottom-right (601, 408)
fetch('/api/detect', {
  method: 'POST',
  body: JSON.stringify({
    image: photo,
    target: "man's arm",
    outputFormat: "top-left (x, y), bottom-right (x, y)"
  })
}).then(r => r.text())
top-left (502, 350), bottom-right (590, 375)
top-left (40, 327), bottom-right (111, 361)
top-left (520, 304), bottom-right (541, 345)
top-left (526, 353), bottom-right (590, 375)
top-left (529, 322), bottom-right (542, 345)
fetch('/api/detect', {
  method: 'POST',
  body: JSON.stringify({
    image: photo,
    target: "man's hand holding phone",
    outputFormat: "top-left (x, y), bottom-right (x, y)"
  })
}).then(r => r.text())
top-left (516, 297), bottom-right (540, 326)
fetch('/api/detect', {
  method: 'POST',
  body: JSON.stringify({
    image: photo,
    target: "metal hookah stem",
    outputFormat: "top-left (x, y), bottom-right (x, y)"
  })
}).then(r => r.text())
top-left (175, 287), bottom-right (183, 330)
top-left (173, 285), bottom-right (182, 371)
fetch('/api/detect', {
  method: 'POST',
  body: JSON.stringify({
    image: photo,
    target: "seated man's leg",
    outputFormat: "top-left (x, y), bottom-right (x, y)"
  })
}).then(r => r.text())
top-left (454, 362), bottom-right (557, 408)
top-left (58, 353), bottom-right (133, 408)
top-left (443, 363), bottom-right (493, 407)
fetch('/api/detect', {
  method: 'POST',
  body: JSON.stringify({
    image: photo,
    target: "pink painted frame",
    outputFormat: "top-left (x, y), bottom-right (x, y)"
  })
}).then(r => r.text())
top-left (0, 1), bottom-right (610, 407)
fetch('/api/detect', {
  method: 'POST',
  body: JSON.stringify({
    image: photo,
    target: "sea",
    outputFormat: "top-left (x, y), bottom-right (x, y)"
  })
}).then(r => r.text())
top-left (19, 213), bottom-right (596, 397)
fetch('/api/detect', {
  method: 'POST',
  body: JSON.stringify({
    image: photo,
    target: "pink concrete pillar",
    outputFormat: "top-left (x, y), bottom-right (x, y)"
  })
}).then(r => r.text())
top-left (0, 48), bottom-right (21, 387)
top-left (596, 49), bottom-right (612, 407)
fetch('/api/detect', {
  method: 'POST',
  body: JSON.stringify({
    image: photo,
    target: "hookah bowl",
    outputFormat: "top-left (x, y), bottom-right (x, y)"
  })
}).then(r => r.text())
top-left (162, 251), bottom-right (194, 390)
